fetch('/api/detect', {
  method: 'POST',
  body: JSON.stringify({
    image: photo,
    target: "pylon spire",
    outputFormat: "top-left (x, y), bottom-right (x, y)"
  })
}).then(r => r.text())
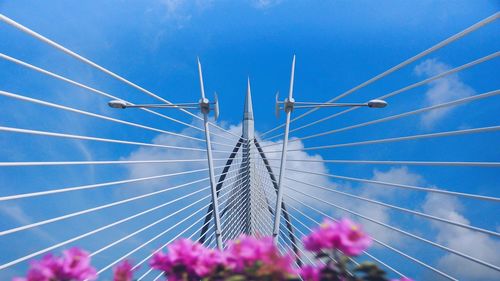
top-left (242, 77), bottom-right (255, 140)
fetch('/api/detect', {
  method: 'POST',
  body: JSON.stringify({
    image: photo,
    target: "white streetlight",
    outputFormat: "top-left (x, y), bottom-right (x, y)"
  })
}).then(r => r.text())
top-left (275, 95), bottom-right (388, 117)
top-left (108, 100), bottom-right (128, 109)
top-left (367, 99), bottom-right (388, 108)
top-left (107, 58), bottom-right (222, 249)
top-left (107, 97), bottom-right (219, 120)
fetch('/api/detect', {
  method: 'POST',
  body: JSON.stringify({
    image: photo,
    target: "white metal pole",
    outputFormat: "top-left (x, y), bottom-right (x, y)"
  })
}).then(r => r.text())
top-left (273, 55), bottom-right (295, 242)
top-left (197, 58), bottom-right (223, 249)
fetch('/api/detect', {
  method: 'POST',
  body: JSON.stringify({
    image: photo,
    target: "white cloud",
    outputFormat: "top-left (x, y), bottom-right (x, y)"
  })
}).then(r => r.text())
top-left (158, 0), bottom-right (214, 28)
top-left (121, 117), bottom-right (335, 221)
top-left (162, 0), bottom-right (185, 13)
top-left (0, 205), bottom-right (33, 226)
top-left (340, 167), bottom-right (423, 246)
top-left (414, 59), bottom-right (475, 129)
top-left (161, 0), bottom-right (193, 27)
top-left (120, 116), bottom-right (500, 280)
top-left (251, 0), bottom-right (283, 9)
top-left (422, 193), bottom-right (500, 280)
top-left (119, 117), bottom-right (241, 197)
top-left (259, 136), bottom-right (332, 205)
top-left (0, 205), bottom-right (56, 243)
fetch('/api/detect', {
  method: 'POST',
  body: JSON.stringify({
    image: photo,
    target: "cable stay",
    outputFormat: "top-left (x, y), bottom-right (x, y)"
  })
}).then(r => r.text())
top-left (260, 12), bottom-right (499, 137)
top-left (0, 14), bottom-right (242, 141)
top-left (1, 11), bottom-right (499, 281)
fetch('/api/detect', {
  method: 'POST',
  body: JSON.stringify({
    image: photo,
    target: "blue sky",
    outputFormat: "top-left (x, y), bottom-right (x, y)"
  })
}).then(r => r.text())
top-left (0, 1), bottom-right (499, 280)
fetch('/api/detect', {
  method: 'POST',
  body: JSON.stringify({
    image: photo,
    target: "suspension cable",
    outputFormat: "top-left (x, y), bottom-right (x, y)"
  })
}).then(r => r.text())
top-left (0, 165), bottom-right (223, 201)
top-left (132, 185), bottom-right (243, 277)
top-left (276, 230), bottom-right (303, 268)
top-left (286, 185), bottom-right (500, 273)
top-left (0, 53), bottom-right (241, 144)
top-left (283, 166), bottom-right (500, 202)
top-left (0, 89), bottom-right (235, 148)
top-left (259, 12), bottom-right (499, 137)
top-left (0, 186), bottom-right (209, 270)
top-left (0, 125), bottom-right (234, 153)
top-left (221, 173), bottom-right (251, 240)
top-left (223, 183), bottom-right (251, 240)
top-left (264, 86), bottom-right (500, 143)
top-left (218, 171), bottom-right (251, 235)
top-left (287, 176), bottom-right (500, 237)
top-left (263, 53), bottom-right (500, 141)
top-left (278, 220), bottom-right (316, 264)
top-left (268, 158), bottom-right (500, 168)
top-left (2, 165), bottom-right (245, 264)
top-left (285, 193), bottom-right (457, 280)
top-left (90, 194), bottom-right (211, 257)
top-left (278, 212), bottom-right (355, 277)
top-left (220, 170), bottom-right (249, 221)
top-left (139, 222), bottom-right (217, 281)
top-left (95, 200), bottom-right (212, 276)
top-left (286, 198), bottom-right (408, 278)
top-left (263, 166), bottom-right (411, 276)
top-left (0, 15), bottom-right (242, 141)
top-left (0, 157), bottom-right (243, 167)
top-left (298, 88), bottom-right (500, 142)
top-left (140, 219), bottom-right (217, 281)
top-left (264, 125), bottom-right (500, 153)
top-left (0, 176), bottom-right (208, 236)
top-left (0, 53), bottom-right (199, 134)
top-left (91, 170), bottom-right (244, 276)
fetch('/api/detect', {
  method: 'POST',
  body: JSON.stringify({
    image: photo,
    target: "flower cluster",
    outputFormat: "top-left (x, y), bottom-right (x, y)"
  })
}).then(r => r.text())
top-left (150, 238), bottom-right (225, 280)
top-left (149, 235), bottom-right (295, 280)
top-left (225, 235), bottom-right (295, 278)
top-left (112, 260), bottom-right (136, 281)
top-left (13, 217), bottom-right (414, 281)
top-left (299, 219), bottom-right (413, 281)
top-left (13, 249), bottom-right (134, 281)
top-left (302, 218), bottom-right (372, 256)
top-left (13, 248), bottom-right (96, 281)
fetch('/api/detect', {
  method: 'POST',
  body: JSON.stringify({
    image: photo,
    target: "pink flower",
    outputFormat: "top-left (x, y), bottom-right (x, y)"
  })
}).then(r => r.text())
top-left (60, 248), bottom-right (96, 280)
top-left (302, 218), bottom-right (371, 256)
top-left (13, 254), bottom-right (61, 281)
top-left (302, 231), bottom-right (323, 252)
top-left (149, 250), bottom-right (171, 272)
top-left (225, 235), bottom-right (261, 271)
top-left (194, 248), bottom-right (225, 277)
top-left (113, 260), bottom-right (135, 281)
top-left (150, 239), bottom-right (223, 279)
top-left (300, 264), bottom-right (322, 281)
top-left (13, 248), bottom-right (96, 281)
top-left (166, 238), bottom-right (204, 267)
top-left (336, 219), bottom-right (371, 256)
top-left (302, 219), bottom-right (339, 252)
top-left (225, 235), bottom-right (296, 277)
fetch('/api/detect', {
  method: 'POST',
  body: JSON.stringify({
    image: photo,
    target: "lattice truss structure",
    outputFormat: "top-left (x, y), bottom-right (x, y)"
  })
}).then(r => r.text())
top-left (0, 12), bottom-right (499, 281)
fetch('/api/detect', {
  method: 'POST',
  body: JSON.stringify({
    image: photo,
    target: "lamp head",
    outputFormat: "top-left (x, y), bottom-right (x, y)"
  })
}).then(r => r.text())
top-left (367, 99), bottom-right (388, 108)
top-left (275, 92), bottom-right (280, 118)
top-left (108, 100), bottom-right (128, 109)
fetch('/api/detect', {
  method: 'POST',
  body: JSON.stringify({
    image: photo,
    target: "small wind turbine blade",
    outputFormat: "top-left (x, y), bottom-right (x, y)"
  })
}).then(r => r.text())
top-left (197, 57), bottom-right (206, 100)
top-left (275, 91), bottom-right (280, 118)
top-left (214, 92), bottom-right (220, 121)
top-left (288, 55), bottom-right (296, 100)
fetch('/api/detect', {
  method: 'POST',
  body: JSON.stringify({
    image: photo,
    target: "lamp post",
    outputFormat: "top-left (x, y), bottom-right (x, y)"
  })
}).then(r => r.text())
top-left (196, 58), bottom-right (223, 250)
top-left (107, 59), bottom-right (222, 250)
top-left (107, 98), bottom-right (219, 118)
top-left (272, 55), bottom-right (296, 243)
top-left (272, 56), bottom-right (388, 243)
top-left (275, 98), bottom-right (387, 117)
